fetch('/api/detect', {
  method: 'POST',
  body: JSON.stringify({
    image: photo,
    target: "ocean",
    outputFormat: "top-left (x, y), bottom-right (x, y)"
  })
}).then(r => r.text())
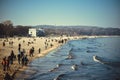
top-left (19, 36), bottom-right (120, 80)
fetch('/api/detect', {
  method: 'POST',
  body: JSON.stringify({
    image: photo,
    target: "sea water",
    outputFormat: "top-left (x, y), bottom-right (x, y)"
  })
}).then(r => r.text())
top-left (18, 36), bottom-right (120, 80)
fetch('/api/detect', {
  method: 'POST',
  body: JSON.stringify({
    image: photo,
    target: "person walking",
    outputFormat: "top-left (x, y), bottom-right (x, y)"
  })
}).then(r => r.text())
top-left (18, 43), bottom-right (21, 51)
top-left (29, 48), bottom-right (32, 57)
top-left (38, 48), bottom-right (41, 53)
top-left (3, 41), bottom-right (5, 47)
top-left (24, 55), bottom-right (29, 66)
top-left (1, 57), bottom-right (7, 71)
top-left (9, 50), bottom-right (15, 64)
top-left (6, 57), bottom-right (10, 71)
top-left (21, 56), bottom-right (25, 67)
top-left (31, 47), bottom-right (34, 56)
top-left (4, 72), bottom-right (13, 80)
top-left (17, 53), bottom-right (21, 64)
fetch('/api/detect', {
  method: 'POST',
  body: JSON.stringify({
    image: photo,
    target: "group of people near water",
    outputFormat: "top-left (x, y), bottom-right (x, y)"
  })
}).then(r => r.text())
top-left (1, 37), bottom-right (68, 70)
top-left (0, 37), bottom-right (70, 80)
top-left (1, 50), bottom-right (16, 71)
top-left (1, 44), bottom-right (30, 69)
top-left (1, 43), bottom-right (33, 80)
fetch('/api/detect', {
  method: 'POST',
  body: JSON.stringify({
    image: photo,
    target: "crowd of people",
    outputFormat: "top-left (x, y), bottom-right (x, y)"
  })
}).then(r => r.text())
top-left (1, 50), bottom-right (16, 71)
top-left (1, 43), bottom-right (36, 69)
top-left (0, 37), bottom-right (69, 80)
top-left (1, 43), bottom-right (30, 80)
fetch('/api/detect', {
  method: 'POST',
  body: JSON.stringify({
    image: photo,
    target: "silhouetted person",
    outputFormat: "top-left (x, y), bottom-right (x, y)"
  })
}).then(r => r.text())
top-left (30, 47), bottom-right (34, 56)
top-left (6, 57), bottom-right (10, 71)
top-left (50, 43), bottom-right (53, 48)
top-left (17, 53), bottom-right (21, 64)
top-left (38, 48), bottom-right (41, 53)
top-left (4, 72), bottom-right (13, 80)
top-left (29, 48), bottom-right (33, 57)
top-left (19, 43), bottom-right (21, 48)
top-left (11, 50), bottom-right (16, 60)
top-left (21, 56), bottom-right (25, 67)
top-left (1, 57), bottom-right (6, 71)
top-left (3, 42), bottom-right (5, 47)
top-left (18, 43), bottom-right (21, 51)
top-left (24, 55), bottom-right (29, 66)
top-left (9, 50), bottom-right (15, 64)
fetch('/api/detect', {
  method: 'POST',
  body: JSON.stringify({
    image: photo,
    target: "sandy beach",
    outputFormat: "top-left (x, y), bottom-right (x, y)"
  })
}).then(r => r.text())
top-left (0, 36), bottom-right (74, 79)
top-left (0, 35), bottom-right (108, 79)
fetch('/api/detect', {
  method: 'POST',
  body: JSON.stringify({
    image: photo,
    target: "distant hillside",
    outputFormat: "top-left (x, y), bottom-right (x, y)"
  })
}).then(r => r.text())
top-left (33, 25), bottom-right (120, 36)
top-left (0, 22), bottom-right (120, 37)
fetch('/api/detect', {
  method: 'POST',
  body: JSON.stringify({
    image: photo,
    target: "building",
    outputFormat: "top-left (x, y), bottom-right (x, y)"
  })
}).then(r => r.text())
top-left (28, 28), bottom-right (36, 37)
top-left (28, 28), bottom-right (45, 37)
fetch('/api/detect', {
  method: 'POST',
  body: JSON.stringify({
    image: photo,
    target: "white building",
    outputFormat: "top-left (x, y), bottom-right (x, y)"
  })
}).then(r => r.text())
top-left (29, 28), bottom-right (37, 37)
top-left (28, 28), bottom-right (45, 37)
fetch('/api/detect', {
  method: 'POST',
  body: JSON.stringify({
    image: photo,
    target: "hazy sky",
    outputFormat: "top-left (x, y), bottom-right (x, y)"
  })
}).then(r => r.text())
top-left (0, 0), bottom-right (120, 28)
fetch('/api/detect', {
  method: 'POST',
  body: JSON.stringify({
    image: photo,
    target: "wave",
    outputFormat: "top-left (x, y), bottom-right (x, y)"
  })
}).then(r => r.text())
top-left (54, 74), bottom-right (65, 80)
top-left (65, 48), bottom-right (75, 60)
top-left (71, 64), bottom-right (78, 71)
top-left (93, 55), bottom-right (105, 64)
top-left (93, 55), bottom-right (120, 67)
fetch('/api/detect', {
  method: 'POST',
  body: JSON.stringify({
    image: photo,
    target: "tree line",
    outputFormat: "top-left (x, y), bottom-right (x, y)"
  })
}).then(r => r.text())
top-left (0, 23), bottom-right (30, 38)
top-left (0, 21), bottom-right (120, 38)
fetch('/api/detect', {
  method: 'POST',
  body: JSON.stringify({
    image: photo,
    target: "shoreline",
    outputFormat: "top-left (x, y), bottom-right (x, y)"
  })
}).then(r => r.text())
top-left (14, 44), bottom-right (61, 80)
top-left (0, 35), bottom-right (118, 79)
top-left (13, 35), bottom-right (111, 79)
top-left (0, 36), bottom-right (67, 79)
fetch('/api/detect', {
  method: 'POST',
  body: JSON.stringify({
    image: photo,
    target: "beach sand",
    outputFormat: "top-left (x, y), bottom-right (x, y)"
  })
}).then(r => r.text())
top-left (0, 35), bottom-right (106, 79)
top-left (0, 36), bottom-right (76, 79)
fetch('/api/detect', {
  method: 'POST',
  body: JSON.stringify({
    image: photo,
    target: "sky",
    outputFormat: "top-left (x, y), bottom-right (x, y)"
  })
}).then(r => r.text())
top-left (0, 0), bottom-right (120, 28)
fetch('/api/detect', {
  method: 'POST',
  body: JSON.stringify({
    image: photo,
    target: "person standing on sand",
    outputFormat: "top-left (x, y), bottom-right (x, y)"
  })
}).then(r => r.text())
top-left (9, 50), bottom-right (15, 64)
top-left (3, 41), bottom-right (5, 47)
top-left (50, 43), bottom-right (53, 48)
top-left (21, 49), bottom-right (26, 57)
top-left (29, 48), bottom-right (32, 57)
top-left (6, 57), bottom-right (10, 71)
top-left (24, 55), bottom-right (29, 66)
top-left (18, 43), bottom-right (21, 51)
top-left (21, 55), bottom-right (29, 67)
top-left (29, 47), bottom-right (34, 57)
top-left (38, 48), bottom-right (41, 53)
top-left (11, 50), bottom-right (16, 60)
top-left (4, 72), bottom-right (13, 80)
top-left (17, 53), bottom-right (21, 64)
top-left (1, 57), bottom-right (6, 71)
top-left (31, 47), bottom-right (34, 56)
top-left (21, 56), bottom-right (25, 67)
